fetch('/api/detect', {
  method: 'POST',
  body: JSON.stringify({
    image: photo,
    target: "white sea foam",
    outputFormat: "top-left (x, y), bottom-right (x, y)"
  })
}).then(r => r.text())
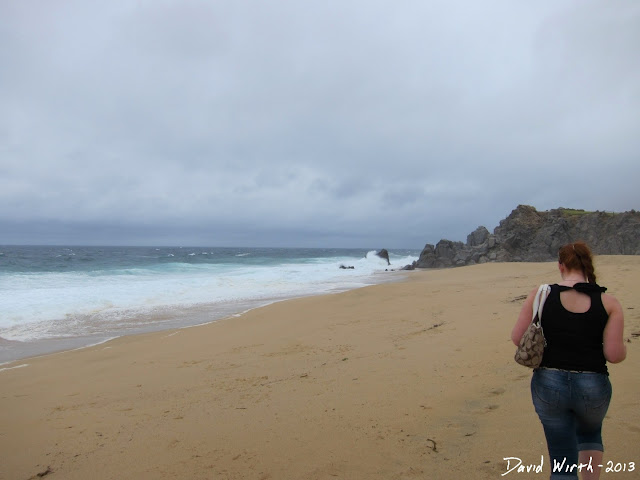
top-left (0, 364), bottom-right (29, 372)
top-left (0, 248), bottom-right (418, 358)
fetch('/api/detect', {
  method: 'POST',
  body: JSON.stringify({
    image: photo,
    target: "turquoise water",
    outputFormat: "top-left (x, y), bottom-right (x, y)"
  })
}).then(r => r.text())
top-left (0, 246), bottom-right (418, 363)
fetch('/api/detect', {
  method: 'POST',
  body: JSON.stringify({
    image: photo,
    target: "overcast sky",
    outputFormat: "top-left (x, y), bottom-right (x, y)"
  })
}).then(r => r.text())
top-left (1, 1), bottom-right (638, 248)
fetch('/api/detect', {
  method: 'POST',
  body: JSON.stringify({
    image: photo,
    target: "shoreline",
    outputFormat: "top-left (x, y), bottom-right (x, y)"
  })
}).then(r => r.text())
top-left (0, 269), bottom-right (409, 365)
top-left (1, 259), bottom-right (638, 479)
top-left (1, 245), bottom-right (416, 365)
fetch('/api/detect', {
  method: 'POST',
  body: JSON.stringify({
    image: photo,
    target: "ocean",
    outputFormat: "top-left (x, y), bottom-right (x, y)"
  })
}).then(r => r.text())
top-left (0, 245), bottom-right (419, 364)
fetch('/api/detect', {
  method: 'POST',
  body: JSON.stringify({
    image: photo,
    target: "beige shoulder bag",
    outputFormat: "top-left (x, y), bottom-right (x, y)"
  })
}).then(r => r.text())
top-left (515, 284), bottom-right (550, 368)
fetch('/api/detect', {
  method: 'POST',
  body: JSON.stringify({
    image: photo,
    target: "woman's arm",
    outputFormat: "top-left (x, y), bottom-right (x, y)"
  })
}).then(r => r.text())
top-left (511, 288), bottom-right (537, 346)
top-left (602, 294), bottom-right (626, 363)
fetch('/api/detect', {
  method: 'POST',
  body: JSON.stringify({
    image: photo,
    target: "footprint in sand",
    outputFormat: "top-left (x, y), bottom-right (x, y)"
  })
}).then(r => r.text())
top-left (481, 388), bottom-right (505, 411)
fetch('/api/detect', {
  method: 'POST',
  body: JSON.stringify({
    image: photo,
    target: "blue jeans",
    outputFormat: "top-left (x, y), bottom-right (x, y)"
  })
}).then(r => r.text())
top-left (531, 368), bottom-right (612, 479)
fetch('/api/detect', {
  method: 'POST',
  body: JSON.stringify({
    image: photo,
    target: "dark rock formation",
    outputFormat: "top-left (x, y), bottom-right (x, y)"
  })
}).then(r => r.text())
top-left (412, 205), bottom-right (640, 269)
top-left (467, 226), bottom-right (490, 246)
top-left (376, 249), bottom-right (391, 265)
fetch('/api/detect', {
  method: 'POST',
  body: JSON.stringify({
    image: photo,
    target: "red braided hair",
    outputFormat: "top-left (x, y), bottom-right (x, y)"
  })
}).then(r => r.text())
top-left (558, 241), bottom-right (596, 284)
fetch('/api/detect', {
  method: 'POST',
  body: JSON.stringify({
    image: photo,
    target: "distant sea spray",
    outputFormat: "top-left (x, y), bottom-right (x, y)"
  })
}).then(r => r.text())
top-left (0, 246), bottom-right (419, 363)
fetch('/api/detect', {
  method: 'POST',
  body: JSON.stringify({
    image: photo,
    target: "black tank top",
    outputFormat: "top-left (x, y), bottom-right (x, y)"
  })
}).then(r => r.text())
top-left (539, 283), bottom-right (609, 374)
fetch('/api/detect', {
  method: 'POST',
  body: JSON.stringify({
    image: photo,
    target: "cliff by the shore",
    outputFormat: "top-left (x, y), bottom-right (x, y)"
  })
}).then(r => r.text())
top-left (411, 205), bottom-right (640, 269)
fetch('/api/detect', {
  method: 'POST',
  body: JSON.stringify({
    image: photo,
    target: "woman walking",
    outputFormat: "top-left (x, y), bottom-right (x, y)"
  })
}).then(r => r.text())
top-left (511, 242), bottom-right (626, 480)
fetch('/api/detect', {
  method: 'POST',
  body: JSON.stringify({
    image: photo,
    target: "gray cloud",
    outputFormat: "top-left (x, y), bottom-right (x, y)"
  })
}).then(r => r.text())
top-left (1, 0), bottom-right (639, 248)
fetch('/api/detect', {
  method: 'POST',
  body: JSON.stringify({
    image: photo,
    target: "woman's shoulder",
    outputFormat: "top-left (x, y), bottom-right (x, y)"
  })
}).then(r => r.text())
top-left (601, 292), bottom-right (622, 313)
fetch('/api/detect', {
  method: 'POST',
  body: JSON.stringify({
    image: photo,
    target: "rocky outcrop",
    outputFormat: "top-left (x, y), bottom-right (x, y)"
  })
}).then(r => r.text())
top-left (376, 249), bottom-right (391, 265)
top-left (412, 205), bottom-right (640, 269)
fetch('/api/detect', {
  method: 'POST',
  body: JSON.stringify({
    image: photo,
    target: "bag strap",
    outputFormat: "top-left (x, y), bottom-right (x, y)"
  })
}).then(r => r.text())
top-left (532, 284), bottom-right (550, 325)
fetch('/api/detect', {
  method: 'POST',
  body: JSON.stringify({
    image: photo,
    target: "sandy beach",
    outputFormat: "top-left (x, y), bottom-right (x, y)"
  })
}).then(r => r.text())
top-left (1, 257), bottom-right (638, 480)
